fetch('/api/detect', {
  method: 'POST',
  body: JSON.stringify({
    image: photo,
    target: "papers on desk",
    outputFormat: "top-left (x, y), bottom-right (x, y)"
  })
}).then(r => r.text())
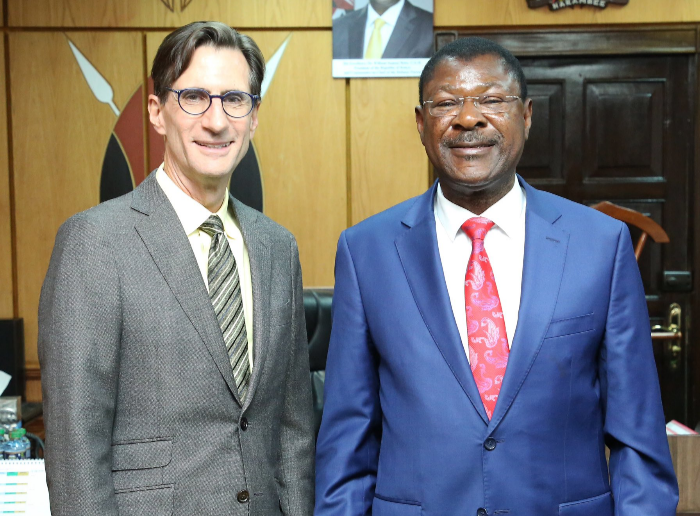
top-left (0, 459), bottom-right (51, 515)
top-left (666, 420), bottom-right (699, 435)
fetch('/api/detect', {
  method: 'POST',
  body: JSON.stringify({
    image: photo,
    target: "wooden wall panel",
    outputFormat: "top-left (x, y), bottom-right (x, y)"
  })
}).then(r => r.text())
top-left (147, 30), bottom-right (346, 287)
top-left (350, 78), bottom-right (429, 225)
top-left (0, 38), bottom-right (13, 319)
top-left (435, 0), bottom-right (700, 27)
top-left (10, 32), bottom-right (143, 380)
top-left (8, 0), bottom-right (330, 29)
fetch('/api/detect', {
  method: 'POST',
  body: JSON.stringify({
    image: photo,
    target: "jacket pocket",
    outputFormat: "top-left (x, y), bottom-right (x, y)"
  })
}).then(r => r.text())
top-left (115, 484), bottom-right (174, 516)
top-left (559, 491), bottom-right (613, 516)
top-left (373, 494), bottom-right (422, 516)
top-left (112, 439), bottom-right (172, 491)
top-left (546, 313), bottom-right (595, 339)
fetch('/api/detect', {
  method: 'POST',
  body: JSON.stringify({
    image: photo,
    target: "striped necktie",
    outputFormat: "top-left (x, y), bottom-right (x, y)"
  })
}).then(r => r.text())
top-left (200, 215), bottom-right (251, 400)
top-left (364, 18), bottom-right (386, 59)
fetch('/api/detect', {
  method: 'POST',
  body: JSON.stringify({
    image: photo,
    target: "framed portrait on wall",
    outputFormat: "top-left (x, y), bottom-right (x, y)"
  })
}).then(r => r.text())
top-left (332, 0), bottom-right (434, 78)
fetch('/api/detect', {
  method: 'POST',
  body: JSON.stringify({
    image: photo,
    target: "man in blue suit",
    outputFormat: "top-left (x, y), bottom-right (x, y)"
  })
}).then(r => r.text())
top-left (315, 37), bottom-right (678, 516)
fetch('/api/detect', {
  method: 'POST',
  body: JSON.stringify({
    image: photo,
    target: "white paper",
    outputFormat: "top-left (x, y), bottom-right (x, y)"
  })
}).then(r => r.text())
top-left (0, 371), bottom-right (10, 396)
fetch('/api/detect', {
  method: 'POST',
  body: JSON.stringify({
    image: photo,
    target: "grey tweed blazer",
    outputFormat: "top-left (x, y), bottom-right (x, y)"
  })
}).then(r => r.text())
top-left (38, 172), bottom-right (315, 515)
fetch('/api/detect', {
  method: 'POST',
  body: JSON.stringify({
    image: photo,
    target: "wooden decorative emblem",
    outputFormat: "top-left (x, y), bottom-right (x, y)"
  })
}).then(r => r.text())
top-left (527, 0), bottom-right (628, 10)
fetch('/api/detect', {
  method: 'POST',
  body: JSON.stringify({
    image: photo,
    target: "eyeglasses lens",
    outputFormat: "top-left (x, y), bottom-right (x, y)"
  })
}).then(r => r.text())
top-left (178, 89), bottom-right (254, 118)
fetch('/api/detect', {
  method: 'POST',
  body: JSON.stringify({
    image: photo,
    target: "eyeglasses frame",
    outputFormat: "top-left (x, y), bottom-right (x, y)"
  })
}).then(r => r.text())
top-left (422, 95), bottom-right (522, 117)
top-left (165, 87), bottom-right (260, 118)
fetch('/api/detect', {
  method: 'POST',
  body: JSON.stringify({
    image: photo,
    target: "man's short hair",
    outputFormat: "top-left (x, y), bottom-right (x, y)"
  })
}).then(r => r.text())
top-left (418, 37), bottom-right (527, 104)
top-left (152, 21), bottom-right (265, 103)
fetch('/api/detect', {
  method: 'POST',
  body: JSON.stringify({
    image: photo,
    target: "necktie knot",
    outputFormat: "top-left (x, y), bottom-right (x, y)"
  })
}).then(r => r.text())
top-left (461, 217), bottom-right (495, 243)
top-left (374, 18), bottom-right (386, 30)
top-left (200, 215), bottom-right (224, 237)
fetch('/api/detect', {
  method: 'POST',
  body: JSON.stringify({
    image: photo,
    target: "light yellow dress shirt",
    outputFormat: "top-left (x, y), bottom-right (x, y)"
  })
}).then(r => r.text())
top-left (155, 164), bottom-right (254, 369)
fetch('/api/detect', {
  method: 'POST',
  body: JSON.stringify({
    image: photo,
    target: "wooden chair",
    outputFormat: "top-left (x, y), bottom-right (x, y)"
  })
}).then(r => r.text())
top-left (590, 201), bottom-right (670, 261)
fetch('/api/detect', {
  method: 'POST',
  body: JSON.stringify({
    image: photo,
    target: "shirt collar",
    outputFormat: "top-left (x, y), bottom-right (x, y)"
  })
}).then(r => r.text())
top-left (367, 0), bottom-right (405, 27)
top-left (155, 163), bottom-right (240, 240)
top-left (435, 177), bottom-right (526, 242)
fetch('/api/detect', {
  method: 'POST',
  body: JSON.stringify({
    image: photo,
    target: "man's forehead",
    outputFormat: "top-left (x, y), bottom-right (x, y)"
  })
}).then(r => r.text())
top-left (427, 55), bottom-right (514, 92)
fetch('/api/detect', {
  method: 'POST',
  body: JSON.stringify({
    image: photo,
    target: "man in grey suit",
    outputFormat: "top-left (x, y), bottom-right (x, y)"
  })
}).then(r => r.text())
top-left (333, 0), bottom-right (433, 59)
top-left (38, 21), bottom-right (314, 516)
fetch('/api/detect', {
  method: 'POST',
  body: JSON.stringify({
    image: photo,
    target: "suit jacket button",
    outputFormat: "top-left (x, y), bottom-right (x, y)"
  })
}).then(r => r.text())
top-left (237, 490), bottom-right (249, 503)
top-left (484, 437), bottom-right (497, 451)
top-left (477, 508), bottom-right (488, 516)
top-left (240, 417), bottom-right (248, 431)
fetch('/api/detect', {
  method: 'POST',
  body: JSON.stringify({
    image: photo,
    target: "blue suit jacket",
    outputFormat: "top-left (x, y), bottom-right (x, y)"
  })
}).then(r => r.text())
top-left (315, 178), bottom-right (678, 516)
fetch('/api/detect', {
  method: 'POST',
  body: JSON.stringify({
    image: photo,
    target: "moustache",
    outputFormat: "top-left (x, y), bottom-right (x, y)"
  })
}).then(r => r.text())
top-left (441, 134), bottom-right (501, 147)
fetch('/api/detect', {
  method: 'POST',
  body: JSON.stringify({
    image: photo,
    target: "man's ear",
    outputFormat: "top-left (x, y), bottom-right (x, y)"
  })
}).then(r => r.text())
top-left (148, 94), bottom-right (167, 136)
top-left (522, 97), bottom-right (533, 140)
top-left (248, 102), bottom-right (260, 139)
top-left (415, 105), bottom-right (426, 146)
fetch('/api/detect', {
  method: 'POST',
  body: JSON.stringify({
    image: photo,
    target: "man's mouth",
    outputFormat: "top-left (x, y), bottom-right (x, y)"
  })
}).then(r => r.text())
top-left (196, 141), bottom-right (232, 149)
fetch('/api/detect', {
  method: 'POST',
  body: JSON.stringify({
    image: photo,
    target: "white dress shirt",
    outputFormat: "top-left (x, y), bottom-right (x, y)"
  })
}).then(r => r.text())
top-left (156, 164), bottom-right (254, 369)
top-left (363, 0), bottom-right (405, 57)
top-left (434, 180), bottom-right (527, 362)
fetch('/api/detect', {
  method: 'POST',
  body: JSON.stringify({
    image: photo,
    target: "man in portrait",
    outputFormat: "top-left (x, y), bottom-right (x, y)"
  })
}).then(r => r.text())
top-left (39, 21), bottom-right (314, 516)
top-left (315, 37), bottom-right (678, 516)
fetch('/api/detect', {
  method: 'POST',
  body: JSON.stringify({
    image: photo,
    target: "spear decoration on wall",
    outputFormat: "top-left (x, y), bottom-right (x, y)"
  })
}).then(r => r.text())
top-left (67, 37), bottom-right (120, 117)
top-left (261, 34), bottom-right (292, 99)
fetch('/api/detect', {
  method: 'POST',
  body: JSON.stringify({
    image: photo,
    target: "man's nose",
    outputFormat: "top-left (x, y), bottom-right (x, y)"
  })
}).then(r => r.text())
top-left (451, 98), bottom-right (488, 129)
top-left (201, 98), bottom-right (229, 132)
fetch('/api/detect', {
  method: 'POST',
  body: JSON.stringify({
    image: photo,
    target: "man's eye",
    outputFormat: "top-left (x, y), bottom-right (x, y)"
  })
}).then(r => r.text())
top-left (182, 90), bottom-right (207, 103)
top-left (435, 100), bottom-right (458, 108)
top-left (223, 93), bottom-right (245, 105)
top-left (481, 96), bottom-right (505, 105)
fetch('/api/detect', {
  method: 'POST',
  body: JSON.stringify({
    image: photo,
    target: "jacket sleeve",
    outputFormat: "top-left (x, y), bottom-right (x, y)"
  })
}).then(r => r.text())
top-left (277, 237), bottom-right (316, 515)
top-left (601, 223), bottom-right (679, 515)
top-left (38, 214), bottom-right (122, 516)
top-left (315, 231), bottom-right (382, 516)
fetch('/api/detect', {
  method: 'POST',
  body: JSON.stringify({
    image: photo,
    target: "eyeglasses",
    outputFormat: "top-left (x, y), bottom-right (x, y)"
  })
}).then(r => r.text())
top-left (423, 94), bottom-right (521, 117)
top-left (166, 87), bottom-right (260, 118)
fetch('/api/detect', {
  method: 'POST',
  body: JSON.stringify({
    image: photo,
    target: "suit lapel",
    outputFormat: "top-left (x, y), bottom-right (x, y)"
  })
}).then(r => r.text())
top-left (131, 174), bottom-right (242, 404)
top-left (231, 198), bottom-right (272, 411)
top-left (396, 184), bottom-right (489, 424)
top-left (488, 178), bottom-right (569, 430)
top-left (349, 7), bottom-right (367, 58)
top-left (383, 2), bottom-right (417, 59)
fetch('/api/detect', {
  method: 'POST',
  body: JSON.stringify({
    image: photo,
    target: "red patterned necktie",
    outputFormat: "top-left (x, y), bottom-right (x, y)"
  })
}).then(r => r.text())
top-left (462, 217), bottom-right (510, 420)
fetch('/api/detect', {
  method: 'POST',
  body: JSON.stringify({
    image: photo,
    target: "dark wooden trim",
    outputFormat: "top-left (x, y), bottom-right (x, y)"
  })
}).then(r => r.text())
top-left (4, 32), bottom-right (17, 319)
top-left (25, 366), bottom-right (40, 381)
top-left (434, 26), bottom-right (698, 56)
top-left (690, 26), bottom-right (700, 429)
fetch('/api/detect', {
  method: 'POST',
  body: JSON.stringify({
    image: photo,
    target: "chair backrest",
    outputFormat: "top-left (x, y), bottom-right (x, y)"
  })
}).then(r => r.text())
top-left (591, 201), bottom-right (670, 261)
top-left (303, 288), bottom-right (334, 438)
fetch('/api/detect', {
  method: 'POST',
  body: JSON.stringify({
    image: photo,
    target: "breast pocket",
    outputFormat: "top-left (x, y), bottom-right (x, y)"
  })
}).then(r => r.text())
top-left (373, 494), bottom-right (422, 516)
top-left (546, 313), bottom-right (596, 339)
top-left (111, 439), bottom-right (172, 492)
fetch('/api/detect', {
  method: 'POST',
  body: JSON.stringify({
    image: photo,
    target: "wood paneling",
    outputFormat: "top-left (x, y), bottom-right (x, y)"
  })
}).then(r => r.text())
top-left (435, 0), bottom-right (700, 27)
top-left (147, 30), bottom-right (346, 287)
top-left (437, 28), bottom-right (698, 56)
top-left (0, 38), bottom-right (13, 319)
top-left (8, 0), bottom-right (330, 29)
top-left (350, 78), bottom-right (429, 225)
top-left (10, 32), bottom-right (143, 370)
top-left (669, 435), bottom-right (700, 512)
